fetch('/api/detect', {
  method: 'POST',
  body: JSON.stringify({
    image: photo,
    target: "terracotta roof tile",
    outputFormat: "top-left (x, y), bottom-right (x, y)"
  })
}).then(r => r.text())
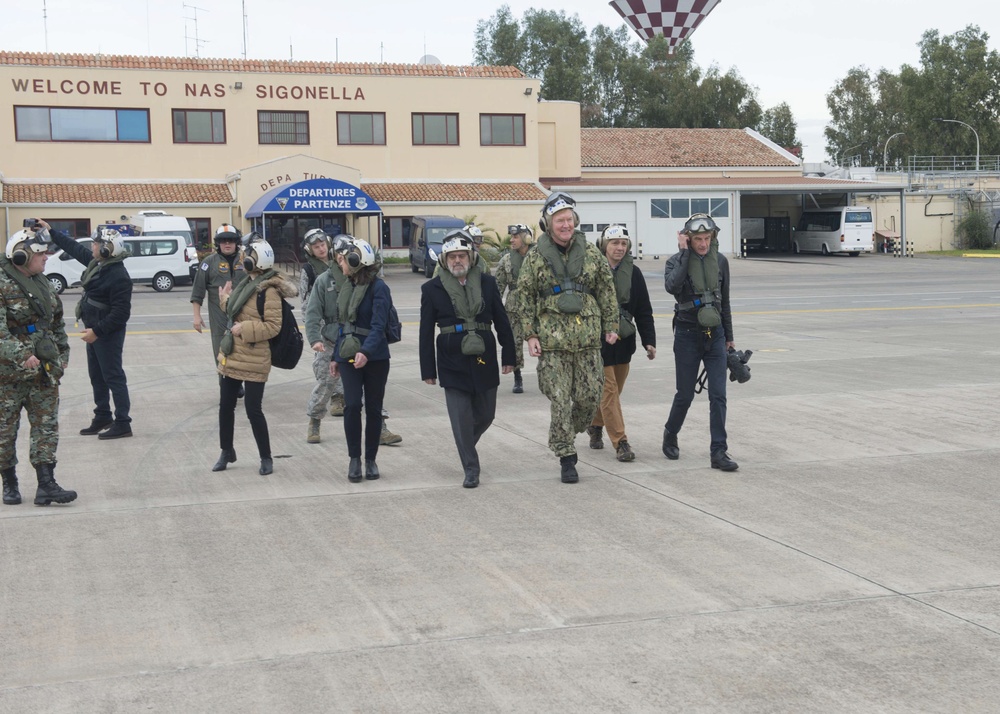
top-left (0, 52), bottom-right (525, 79)
top-left (362, 183), bottom-right (547, 203)
top-left (2, 183), bottom-right (234, 204)
top-left (581, 128), bottom-right (798, 168)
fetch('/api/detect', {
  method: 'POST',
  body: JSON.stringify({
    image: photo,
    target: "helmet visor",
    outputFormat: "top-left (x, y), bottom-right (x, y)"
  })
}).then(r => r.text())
top-left (543, 192), bottom-right (576, 217)
top-left (684, 215), bottom-right (717, 234)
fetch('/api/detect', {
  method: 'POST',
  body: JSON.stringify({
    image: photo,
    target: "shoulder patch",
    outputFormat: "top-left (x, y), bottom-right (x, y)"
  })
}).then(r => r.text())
top-left (200, 262), bottom-right (209, 271)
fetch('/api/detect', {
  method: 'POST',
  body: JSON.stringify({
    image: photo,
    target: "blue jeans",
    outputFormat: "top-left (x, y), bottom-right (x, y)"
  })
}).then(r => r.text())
top-left (664, 325), bottom-right (727, 453)
top-left (87, 328), bottom-right (131, 424)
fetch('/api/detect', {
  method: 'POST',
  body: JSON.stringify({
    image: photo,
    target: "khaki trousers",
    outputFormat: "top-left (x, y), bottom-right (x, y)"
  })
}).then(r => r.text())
top-left (591, 363), bottom-right (630, 449)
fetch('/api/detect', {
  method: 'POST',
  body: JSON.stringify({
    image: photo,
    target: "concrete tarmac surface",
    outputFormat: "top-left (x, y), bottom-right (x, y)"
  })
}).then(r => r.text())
top-left (2, 254), bottom-right (998, 712)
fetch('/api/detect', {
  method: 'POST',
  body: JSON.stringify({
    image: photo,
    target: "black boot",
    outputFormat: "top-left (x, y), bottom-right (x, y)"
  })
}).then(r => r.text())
top-left (259, 457), bottom-right (273, 475)
top-left (560, 454), bottom-right (579, 483)
top-left (512, 370), bottom-right (524, 394)
top-left (34, 464), bottom-right (77, 506)
top-left (80, 417), bottom-right (113, 436)
top-left (2, 467), bottom-right (22, 505)
top-left (463, 469), bottom-right (480, 489)
top-left (365, 460), bottom-right (380, 480)
top-left (662, 429), bottom-right (679, 460)
top-left (212, 448), bottom-right (237, 472)
top-left (348, 457), bottom-right (363, 483)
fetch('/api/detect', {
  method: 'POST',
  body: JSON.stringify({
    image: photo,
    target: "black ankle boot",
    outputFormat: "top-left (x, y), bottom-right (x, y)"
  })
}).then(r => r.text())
top-left (662, 429), bottom-right (679, 460)
top-left (212, 448), bottom-right (237, 472)
top-left (512, 370), bottom-right (524, 394)
top-left (34, 464), bottom-right (77, 505)
top-left (259, 457), bottom-right (273, 475)
top-left (80, 417), bottom-right (113, 436)
top-left (560, 454), bottom-right (579, 483)
top-left (348, 457), bottom-right (363, 483)
top-left (2, 467), bottom-right (22, 505)
top-left (365, 460), bottom-right (380, 480)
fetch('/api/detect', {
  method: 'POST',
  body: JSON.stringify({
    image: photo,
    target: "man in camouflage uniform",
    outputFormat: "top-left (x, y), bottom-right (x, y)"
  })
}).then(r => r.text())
top-left (191, 224), bottom-right (248, 361)
top-left (1, 225), bottom-right (77, 506)
top-left (301, 228), bottom-right (346, 443)
top-left (494, 223), bottom-right (533, 393)
top-left (516, 192), bottom-right (619, 483)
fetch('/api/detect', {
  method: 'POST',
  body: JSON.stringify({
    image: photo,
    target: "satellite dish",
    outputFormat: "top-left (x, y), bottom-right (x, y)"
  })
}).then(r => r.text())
top-left (609, 0), bottom-right (722, 54)
top-left (418, 54), bottom-right (442, 65)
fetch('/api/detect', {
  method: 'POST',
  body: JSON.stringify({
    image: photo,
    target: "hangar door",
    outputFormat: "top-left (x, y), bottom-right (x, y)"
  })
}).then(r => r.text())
top-left (576, 201), bottom-right (638, 256)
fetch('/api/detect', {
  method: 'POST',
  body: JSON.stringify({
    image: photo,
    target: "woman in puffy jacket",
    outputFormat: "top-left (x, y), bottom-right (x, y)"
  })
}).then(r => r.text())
top-left (212, 238), bottom-right (297, 476)
top-left (330, 236), bottom-right (393, 483)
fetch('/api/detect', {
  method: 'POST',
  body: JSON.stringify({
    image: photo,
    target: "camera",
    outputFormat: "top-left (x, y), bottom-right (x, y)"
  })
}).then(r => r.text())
top-left (23, 218), bottom-right (40, 229)
top-left (727, 347), bottom-right (752, 383)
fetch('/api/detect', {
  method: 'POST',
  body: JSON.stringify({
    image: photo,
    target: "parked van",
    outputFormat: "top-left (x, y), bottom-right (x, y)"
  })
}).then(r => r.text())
top-left (408, 215), bottom-right (466, 277)
top-left (793, 207), bottom-right (874, 256)
top-left (46, 236), bottom-right (195, 293)
top-left (132, 210), bottom-right (199, 272)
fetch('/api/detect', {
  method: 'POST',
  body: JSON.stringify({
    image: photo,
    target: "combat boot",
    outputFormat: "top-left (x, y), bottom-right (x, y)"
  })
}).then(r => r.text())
top-left (34, 464), bottom-right (77, 506)
top-left (587, 425), bottom-right (604, 450)
top-left (560, 454), bottom-right (579, 484)
top-left (329, 393), bottom-right (345, 417)
top-left (380, 420), bottom-right (402, 446)
top-left (662, 429), bottom-right (679, 460)
top-left (2, 467), bottom-right (22, 505)
top-left (616, 439), bottom-right (636, 463)
top-left (80, 417), bottom-right (113, 435)
top-left (307, 418), bottom-right (321, 444)
top-left (512, 370), bottom-right (524, 394)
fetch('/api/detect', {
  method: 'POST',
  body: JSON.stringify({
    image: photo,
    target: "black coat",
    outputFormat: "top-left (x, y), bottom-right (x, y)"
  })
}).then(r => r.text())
top-left (419, 273), bottom-right (515, 393)
top-left (51, 230), bottom-right (132, 337)
top-left (601, 263), bottom-right (656, 366)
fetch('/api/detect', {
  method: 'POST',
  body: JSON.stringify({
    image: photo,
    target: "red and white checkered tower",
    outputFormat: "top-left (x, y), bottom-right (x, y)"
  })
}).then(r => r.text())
top-left (609, 0), bottom-right (722, 54)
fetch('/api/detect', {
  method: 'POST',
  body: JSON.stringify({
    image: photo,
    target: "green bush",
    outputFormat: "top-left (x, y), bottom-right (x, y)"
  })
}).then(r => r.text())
top-left (956, 209), bottom-right (993, 249)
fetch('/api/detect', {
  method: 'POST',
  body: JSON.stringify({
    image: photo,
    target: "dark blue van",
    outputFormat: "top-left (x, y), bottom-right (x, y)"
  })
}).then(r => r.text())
top-left (408, 215), bottom-right (466, 277)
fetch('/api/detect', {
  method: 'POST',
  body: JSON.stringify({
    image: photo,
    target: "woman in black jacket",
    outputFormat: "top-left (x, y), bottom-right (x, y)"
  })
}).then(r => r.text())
top-left (587, 225), bottom-right (656, 462)
top-left (47, 223), bottom-right (134, 439)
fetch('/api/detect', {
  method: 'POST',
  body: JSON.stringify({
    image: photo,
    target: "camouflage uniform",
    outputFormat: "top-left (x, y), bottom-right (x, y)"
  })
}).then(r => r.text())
top-left (302, 262), bottom-right (345, 420)
top-left (190, 251), bottom-right (248, 359)
top-left (516, 230), bottom-right (618, 457)
top-left (0, 257), bottom-right (70, 470)
top-left (494, 249), bottom-right (527, 371)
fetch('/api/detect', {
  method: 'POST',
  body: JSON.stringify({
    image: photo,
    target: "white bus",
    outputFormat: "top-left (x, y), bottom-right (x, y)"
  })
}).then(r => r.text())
top-left (793, 207), bottom-right (874, 256)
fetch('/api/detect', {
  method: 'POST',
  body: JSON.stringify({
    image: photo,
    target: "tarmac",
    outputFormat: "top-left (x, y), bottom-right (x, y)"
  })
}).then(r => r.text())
top-left (1, 254), bottom-right (999, 712)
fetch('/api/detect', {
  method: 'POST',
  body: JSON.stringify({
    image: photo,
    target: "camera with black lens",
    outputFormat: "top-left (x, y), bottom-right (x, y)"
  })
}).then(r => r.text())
top-left (23, 218), bottom-right (40, 229)
top-left (727, 347), bottom-right (752, 383)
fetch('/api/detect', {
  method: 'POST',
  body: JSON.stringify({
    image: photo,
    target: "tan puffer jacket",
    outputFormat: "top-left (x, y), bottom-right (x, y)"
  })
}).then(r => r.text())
top-left (216, 271), bottom-right (298, 383)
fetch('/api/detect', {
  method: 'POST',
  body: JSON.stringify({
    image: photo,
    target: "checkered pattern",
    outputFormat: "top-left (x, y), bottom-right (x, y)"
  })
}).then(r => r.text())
top-left (609, 0), bottom-right (721, 51)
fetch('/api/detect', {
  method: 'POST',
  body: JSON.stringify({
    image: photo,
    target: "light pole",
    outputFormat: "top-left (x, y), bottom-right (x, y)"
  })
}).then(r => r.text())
top-left (883, 132), bottom-right (905, 172)
top-left (837, 143), bottom-right (862, 168)
top-left (933, 118), bottom-right (980, 172)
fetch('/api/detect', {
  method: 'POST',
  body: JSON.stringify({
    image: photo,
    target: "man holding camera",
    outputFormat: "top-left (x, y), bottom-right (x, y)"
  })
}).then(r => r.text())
top-left (1, 221), bottom-right (77, 505)
top-left (662, 214), bottom-right (739, 472)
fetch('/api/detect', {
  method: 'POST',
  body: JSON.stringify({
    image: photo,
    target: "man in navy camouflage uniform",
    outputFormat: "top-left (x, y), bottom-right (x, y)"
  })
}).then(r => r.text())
top-left (1, 224), bottom-right (77, 505)
top-left (516, 192), bottom-right (619, 483)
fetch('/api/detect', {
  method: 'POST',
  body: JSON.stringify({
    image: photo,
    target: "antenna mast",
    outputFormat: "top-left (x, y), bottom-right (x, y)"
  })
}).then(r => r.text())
top-left (183, 3), bottom-right (209, 58)
top-left (242, 0), bottom-right (248, 59)
top-left (42, 0), bottom-right (49, 51)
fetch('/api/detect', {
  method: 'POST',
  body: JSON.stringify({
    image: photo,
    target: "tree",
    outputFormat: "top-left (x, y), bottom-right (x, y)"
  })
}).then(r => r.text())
top-left (473, 5), bottom-right (523, 67)
top-left (699, 66), bottom-right (762, 130)
top-left (586, 24), bottom-right (645, 127)
top-left (758, 102), bottom-right (801, 153)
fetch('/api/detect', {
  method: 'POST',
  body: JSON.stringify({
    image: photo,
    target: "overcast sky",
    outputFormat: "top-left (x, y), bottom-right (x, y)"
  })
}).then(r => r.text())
top-left (5, 0), bottom-right (995, 164)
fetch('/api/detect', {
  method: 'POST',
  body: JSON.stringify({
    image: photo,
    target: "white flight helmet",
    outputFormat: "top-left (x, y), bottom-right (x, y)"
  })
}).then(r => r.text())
top-left (6, 228), bottom-right (51, 267)
top-left (597, 224), bottom-right (631, 254)
top-left (339, 236), bottom-right (376, 272)
top-left (243, 239), bottom-right (275, 272)
top-left (96, 228), bottom-right (128, 258)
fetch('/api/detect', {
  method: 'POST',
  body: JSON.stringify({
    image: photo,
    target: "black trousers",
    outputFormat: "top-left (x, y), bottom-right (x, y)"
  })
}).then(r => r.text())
top-left (445, 387), bottom-right (497, 479)
top-left (340, 359), bottom-right (389, 460)
top-left (87, 328), bottom-right (130, 423)
top-left (219, 377), bottom-right (270, 459)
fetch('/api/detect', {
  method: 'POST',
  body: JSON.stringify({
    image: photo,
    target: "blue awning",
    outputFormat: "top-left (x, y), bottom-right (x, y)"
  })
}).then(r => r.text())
top-left (245, 178), bottom-right (381, 218)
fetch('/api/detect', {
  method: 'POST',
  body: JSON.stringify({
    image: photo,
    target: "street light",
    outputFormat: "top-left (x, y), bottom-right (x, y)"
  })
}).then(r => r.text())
top-left (933, 118), bottom-right (980, 172)
top-left (837, 143), bottom-right (862, 168)
top-left (883, 132), bottom-right (905, 172)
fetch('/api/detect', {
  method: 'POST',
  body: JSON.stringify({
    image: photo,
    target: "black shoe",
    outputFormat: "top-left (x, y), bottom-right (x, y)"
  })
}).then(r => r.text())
top-left (98, 422), bottom-right (133, 440)
top-left (463, 470), bottom-right (480, 488)
top-left (365, 460), bottom-right (380, 480)
top-left (348, 457), bottom-right (363, 483)
top-left (80, 418), bottom-right (113, 436)
top-left (259, 458), bottom-right (273, 475)
top-left (2, 468), bottom-right (22, 505)
top-left (211, 448), bottom-right (237, 472)
top-left (512, 370), bottom-right (524, 394)
top-left (34, 464), bottom-right (76, 506)
top-left (711, 450), bottom-right (739, 472)
top-left (662, 429), bottom-right (679, 460)
top-left (236, 384), bottom-right (245, 399)
top-left (560, 454), bottom-right (579, 483)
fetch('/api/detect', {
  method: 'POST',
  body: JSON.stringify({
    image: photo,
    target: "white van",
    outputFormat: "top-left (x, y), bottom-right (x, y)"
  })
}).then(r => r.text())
top-left (133, 210), bottom-right (200, 267)
top-left (793, 207), bottom-right (874, 256)
top-left (46, 236), bottom-right (195, 293)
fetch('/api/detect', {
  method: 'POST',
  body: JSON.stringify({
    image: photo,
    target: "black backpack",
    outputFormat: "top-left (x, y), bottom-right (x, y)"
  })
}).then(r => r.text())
top-left (386, 304), bottom-right (402, 344)
top-left (257, 289), bottom-right (304, 370)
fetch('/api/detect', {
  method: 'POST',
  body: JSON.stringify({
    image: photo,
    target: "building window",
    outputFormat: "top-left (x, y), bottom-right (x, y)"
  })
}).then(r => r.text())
top-left (337, 113), bottom-right (386, 145)
top-left (15, 106), bottom-right (150, 142)
top-left (173, 110), bottom-right (225, 144)
top-left (258, 111), bottom-right (309, 145)
top-left (44, 219), bottom-right (91, 238)
top-left (188, 218), bottom-right (211, 251)
top-left (412, 113), bottom-right (458, 146)
top-left (480, 114), bottom-right (525, 146)
top-left (650, 197), bottom-right (730, 219)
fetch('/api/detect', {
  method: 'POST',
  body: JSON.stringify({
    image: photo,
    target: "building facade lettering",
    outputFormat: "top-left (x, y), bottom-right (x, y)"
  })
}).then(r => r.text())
top-left (10, 77), bottom-right (366, 102)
